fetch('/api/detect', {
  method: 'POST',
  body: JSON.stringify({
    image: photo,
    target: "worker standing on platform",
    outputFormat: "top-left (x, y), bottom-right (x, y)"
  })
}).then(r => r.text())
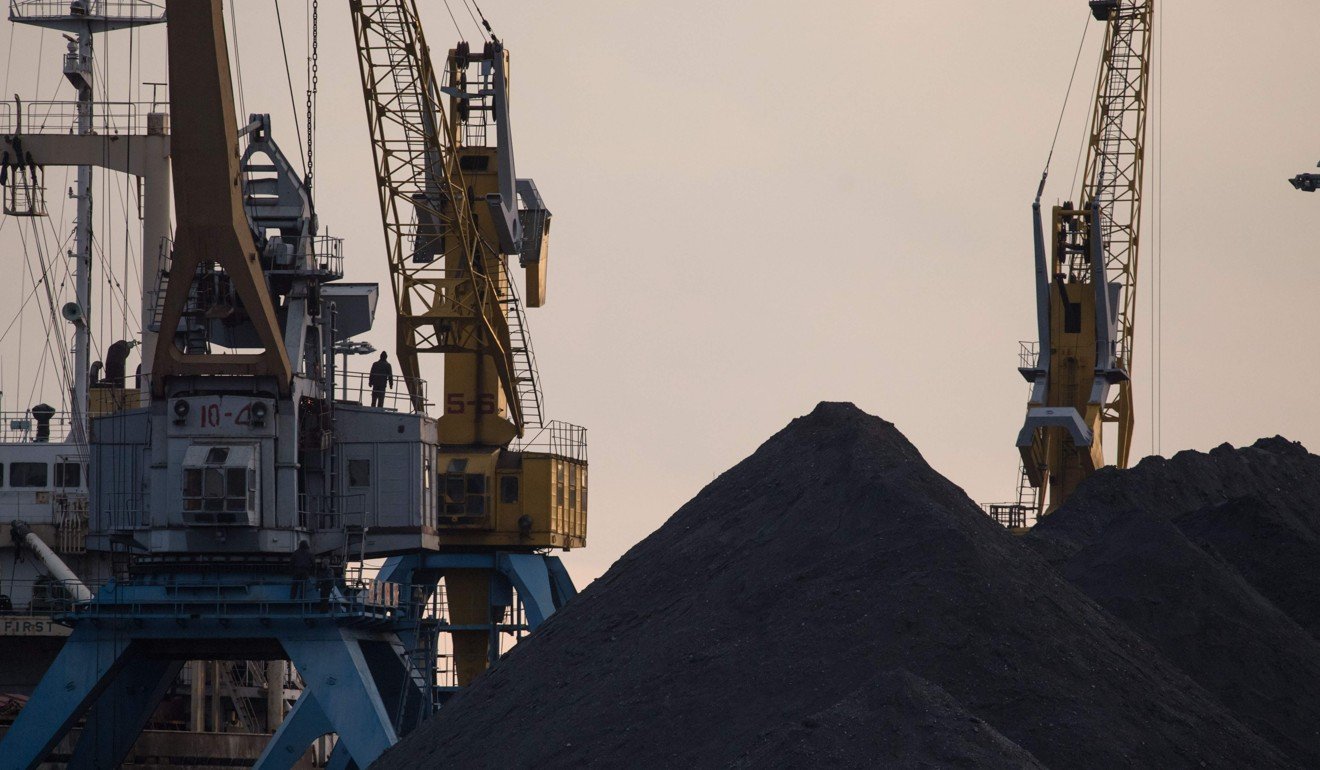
top-left (290, 541), bottom-right (314, 601)
top-left (369, 351), bottom-right (394, 408)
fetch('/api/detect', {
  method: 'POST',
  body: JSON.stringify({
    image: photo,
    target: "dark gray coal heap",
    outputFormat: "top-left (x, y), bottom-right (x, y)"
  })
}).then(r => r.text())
top-left (374, 404), bottom-right (1304, 769)
top-left (729, 670), bottom-right (1046, 769)
top-left (1028, 439), bottom-right (1320, 765)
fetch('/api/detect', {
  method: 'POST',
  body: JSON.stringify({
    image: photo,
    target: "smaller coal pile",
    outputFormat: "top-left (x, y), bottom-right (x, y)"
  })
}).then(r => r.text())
top-left (375, 403), bottom-right (1291, 769)
top-left (1028, 438), bottom-right (1320, 766)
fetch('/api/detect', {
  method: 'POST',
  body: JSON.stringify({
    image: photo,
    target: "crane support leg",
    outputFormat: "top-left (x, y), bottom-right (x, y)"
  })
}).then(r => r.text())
top-left (279, 634), bottom-right (399, 768)
top-left (255, 691), bottom-right (335, 770)
top-left (498, 552), bottom-right (558, 627)
top-left (0, 574), bottom-right (424, 768)
top-left (69, 657), bottom-right (183, 768)
top-left (325, 743), bottom-right (357, 770)
top-left (378, 551), bottom-right (578, 690)
top-left (1, 633), bottom-right (132, 770)
top-left (545, 555), bottom-right (578, 606)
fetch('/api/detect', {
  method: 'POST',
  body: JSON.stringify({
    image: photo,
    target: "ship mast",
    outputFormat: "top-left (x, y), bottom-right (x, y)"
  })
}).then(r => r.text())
top-left (10, 1), bottom-right (166, 439)
top-left (70, 21), bottom-right (93, 441)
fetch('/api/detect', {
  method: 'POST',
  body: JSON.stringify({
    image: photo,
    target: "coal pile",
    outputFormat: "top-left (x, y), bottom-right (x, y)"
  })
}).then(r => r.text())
top-left (1028, 439), bottom-right (1320, 765)
top-left (729, 670), bottom-right (1046, 769)
top-left (376, 403), bottom-right (1299, 769)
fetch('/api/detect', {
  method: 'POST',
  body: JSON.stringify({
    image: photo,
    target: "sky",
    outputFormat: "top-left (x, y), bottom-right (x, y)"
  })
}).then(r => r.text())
top-left (2, 1), bottom-right (1320, 586)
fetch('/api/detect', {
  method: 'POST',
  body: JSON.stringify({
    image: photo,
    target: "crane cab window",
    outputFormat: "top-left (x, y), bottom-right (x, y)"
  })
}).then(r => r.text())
top-left (499, 475), bottom-right (519, 504)
top-left (11, 462), bottom-right (48, 488)
top-left (348, 459), bottom-right (371, 489)
top-left (181, 444), bottom-right (258, 526)
top-left (441, 459), bottom-right (487, 518)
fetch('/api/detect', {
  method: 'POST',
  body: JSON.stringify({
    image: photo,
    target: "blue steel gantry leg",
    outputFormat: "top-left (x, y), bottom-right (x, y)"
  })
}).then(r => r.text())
top-left (0, 574), bottom-right (428, 769)
top-left (255, 691), bottom-right (334, 770)
top-left (544, 555), bottom-right (578, 608)
top-left (68, 656), bottom-right (184, 769)
top-left (380, 551), bottom-right (579, 632)
top-left (1, 630), bottom-right (132, 770)
top-left (281, 631), bottom-right (398, 769)
top-left (498, 552), bottom-right (558, 627)
top-left (324, 741), bottom-right (357, 770)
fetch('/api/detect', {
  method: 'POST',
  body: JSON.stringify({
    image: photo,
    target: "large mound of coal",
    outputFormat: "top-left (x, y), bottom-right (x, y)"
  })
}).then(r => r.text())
top-left (1029, 440), bottom-right (1320, 764)
top-left (375, 403), bottom-right (1286, 769)
top-left (730, 670), bottom-right (1045, 769)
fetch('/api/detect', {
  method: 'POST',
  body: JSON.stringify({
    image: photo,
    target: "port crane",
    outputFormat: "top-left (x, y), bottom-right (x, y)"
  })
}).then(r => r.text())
top-left (1011, 0), bottom-right (1152, 522)
top-left (2, 0), bottom-right (585, 766)
top-left (349, 0), bottom-right (584, 689)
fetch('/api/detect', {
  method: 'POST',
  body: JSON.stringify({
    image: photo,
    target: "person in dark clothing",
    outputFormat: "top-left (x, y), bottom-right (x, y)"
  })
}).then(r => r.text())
top-left (316, 560), bottom-right (335, 612)
top-left (290, 541), bottom-right (314, 601)
top-left (368, 351), bottom-right (394, 408)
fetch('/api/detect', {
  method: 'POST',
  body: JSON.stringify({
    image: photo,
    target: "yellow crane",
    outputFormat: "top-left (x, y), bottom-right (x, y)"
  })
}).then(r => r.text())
top-left (350, 0), bottom-right (586, 686)
top-left (1013, 0), bottom-right (1152, 521)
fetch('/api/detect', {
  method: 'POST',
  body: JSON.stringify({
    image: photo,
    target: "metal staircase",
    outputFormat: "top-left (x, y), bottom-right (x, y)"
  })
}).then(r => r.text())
top-left (221, 662), bottom-right (261, 733)
top-left (500, 262), bottom-right (544, 429)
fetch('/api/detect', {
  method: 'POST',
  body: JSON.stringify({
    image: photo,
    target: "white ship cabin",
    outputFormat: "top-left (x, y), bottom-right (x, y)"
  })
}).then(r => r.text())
top-left (0, 406), bottom-right (91, 616)
top-left (0, 409), bottom-right (87, 517)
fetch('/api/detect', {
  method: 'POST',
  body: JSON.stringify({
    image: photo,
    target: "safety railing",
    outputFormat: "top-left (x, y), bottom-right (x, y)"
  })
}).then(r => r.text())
top-left (55, 495), bottom-right (88, 554)
top-left (0, 577), bottom-right (102, 617)
top-left (0, 409), bottom-right (74, 443)
top-left (265, 235), bottom-right (345, 279)
top-left (8, 0), bottom-right (165, 23)
top-left (983, 502), bottom-right (1029, 529)
top-left (335, 370), bottom-right (429, 413)
top-left (1019, 339), bottom-right (1126, 372)
top-left (0, 99), bottom-right (167, 135)
top-left (310, 235), bottom-right (344, 277)
top-left (511, 420), bottom-right (588, 462)
top-left (75, 576), bottom-right (404, 622)
top-left (1018, 340), bottom-right (1038, 370)
top-left (298, 492), bottom-right (371, 531)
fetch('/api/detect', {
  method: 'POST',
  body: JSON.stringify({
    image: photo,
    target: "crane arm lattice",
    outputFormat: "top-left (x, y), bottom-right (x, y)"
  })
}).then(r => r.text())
top-left (348, 0), bottom-right (523, 427)
top-left (1077, 0), bottom-right (1152, 469)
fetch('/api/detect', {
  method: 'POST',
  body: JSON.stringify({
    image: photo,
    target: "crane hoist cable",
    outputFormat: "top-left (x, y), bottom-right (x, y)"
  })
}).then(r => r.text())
top-left (273, 0), bottom-right (307, 178)
top-left (305, 0), bottom-right (318, 193)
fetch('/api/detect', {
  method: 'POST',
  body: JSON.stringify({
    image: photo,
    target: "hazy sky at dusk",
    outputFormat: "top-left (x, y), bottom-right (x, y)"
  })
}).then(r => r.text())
top-left (2, 1), bottom-right (1319, 584)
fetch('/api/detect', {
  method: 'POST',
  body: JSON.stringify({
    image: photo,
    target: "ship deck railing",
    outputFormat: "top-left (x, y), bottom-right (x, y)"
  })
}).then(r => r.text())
top-left (0, 410), bottom-right (79, 444)
top-left (8, 0), bottom-right (165, 25)
top-left (0, 98), bottom-right (167, 135)
top-left (0, 576), bottom-right (98, 617)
